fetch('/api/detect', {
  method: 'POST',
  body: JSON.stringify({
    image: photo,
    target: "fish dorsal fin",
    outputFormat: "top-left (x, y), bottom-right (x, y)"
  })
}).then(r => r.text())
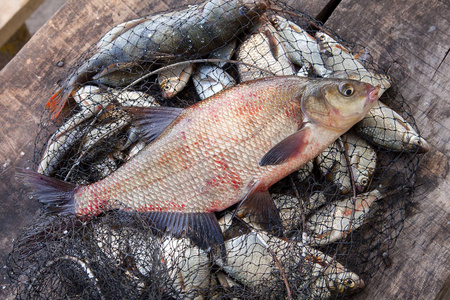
top-left (143, 211), bottom-right (226, 260)
top-left (124, 106), bottom-right (184, 143)
top-left (259, 126), bottom-right (311, 166)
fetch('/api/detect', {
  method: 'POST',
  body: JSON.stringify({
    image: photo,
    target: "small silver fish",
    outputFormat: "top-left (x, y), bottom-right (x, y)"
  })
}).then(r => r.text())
top-left (38, 86), bottom-right (104, 175)
top-left (316, 132), bottom-right (376, 194)
top-left (270, 15), bottom-right (331, 77)
top-left (236, 22), bottom-right (295, 82)
top-left (160, 236), bottom-right (212, 300)
top-left (306, 183), bottom-right (393, 245)
top-left (215, 230), bottom-right (364, 298)
top-left (355, 100), bottom-right (430, 153)
top-left (113, 90), bottom-right (158, 108)
top-left (80, 110), bottom-right (131, 154)
top-left (273, 191), bottom-right (328, 232)
top-left (307, 246), bottom-right (365, 297)
top-left (38, 126), bottom-right (85, 176)
top-left (342, 132), bottom-right (377, 190)
top-left (193, 65), bottom-right (236, 100)
top-left (316, 32), bottom-right (391, 95)
top-left (158, 63), bottom-right (194, 99)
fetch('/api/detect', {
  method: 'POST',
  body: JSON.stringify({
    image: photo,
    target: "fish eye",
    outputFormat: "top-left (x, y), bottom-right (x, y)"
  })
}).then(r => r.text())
top-left (345, 279), bottom-right (355, 288)
top-left (339, 83), bottom-right (355, 97)
top-left (409, 135), bottom-right (422, 147)
top-left (360, 177), bottom-right (369, 186)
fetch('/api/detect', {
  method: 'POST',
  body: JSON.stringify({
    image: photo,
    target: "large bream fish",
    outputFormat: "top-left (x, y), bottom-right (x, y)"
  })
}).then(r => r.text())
top-left (22, 76), bottom-right (379, 255)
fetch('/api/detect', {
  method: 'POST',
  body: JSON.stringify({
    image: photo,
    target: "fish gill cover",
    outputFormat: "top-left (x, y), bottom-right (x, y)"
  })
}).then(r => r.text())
top-left (7, 0), bottom-right (427, 299)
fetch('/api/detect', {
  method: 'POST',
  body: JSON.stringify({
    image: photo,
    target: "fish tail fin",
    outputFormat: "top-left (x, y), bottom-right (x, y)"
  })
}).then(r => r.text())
top-left (16, 168), bottom-right (77, 215)
top-left (46, 85), bottom-right (76, 121)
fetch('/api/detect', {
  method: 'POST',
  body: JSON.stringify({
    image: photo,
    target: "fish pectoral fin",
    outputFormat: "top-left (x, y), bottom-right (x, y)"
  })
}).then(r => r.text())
top-left (259, 126), bottom-right (311, 166)
top-left (144, 211), bottom-right (226, 261)
top-left (239, 190), bottom-right (283, 236)
top-left (124, 106), bottom-right (184, 143)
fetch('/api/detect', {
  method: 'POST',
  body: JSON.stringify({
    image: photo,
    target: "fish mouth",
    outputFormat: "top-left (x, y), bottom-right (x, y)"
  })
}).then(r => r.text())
top-left (366, 84), bottom-right (380, 104)
top-left (415, 137), bottom-right (431, 153)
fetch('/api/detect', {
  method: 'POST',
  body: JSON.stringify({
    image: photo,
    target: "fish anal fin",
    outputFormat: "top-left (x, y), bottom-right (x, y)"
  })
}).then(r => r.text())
top-left (144, 212), bottom-right (226, 260)
top-left (239, 190), bottom-right (283, 236)
top-left (259, 126), bottom-right (311, 166)
top-left (124, 106), bottom-right (184, 143)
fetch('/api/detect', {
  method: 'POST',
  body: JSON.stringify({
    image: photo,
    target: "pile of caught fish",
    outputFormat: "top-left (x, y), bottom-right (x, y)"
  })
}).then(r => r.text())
top-left (9, 0), bottom-right (428, 299)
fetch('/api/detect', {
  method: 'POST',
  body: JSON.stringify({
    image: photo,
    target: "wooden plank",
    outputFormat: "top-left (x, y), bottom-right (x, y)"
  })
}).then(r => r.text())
top-left (0, 0), bottom-right (44, 47)
top-left (0, 0), bottom-right (333, 297)
top-left (324, 0), bottom-right (450, 299)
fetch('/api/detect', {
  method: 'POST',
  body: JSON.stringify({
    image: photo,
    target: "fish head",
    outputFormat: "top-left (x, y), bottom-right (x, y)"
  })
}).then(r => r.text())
top-left (325, 265), bottom-right (365, 295)
top-left (269, 15), bottom-right (290, 31)
top-left (316, 31), bottom-right (339, 54)
top-left (159, 79), bottom-right (176, 99)
top-left (404, 132), bottom-right (430, 153)
top-left (301, 79), bottom-right (379, 130)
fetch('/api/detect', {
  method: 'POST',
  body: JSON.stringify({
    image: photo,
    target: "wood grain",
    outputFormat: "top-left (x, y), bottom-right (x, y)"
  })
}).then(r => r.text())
top-left (325, 0), bottom-right (450, 299)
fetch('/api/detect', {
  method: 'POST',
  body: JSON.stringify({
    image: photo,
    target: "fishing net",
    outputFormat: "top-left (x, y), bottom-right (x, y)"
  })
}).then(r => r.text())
top-left (7, 0), bottom-right (425, 299)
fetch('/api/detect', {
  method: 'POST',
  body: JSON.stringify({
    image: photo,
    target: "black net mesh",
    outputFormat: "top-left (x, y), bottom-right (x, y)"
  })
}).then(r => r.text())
top-left (8, 0), bottom-right (426, 299)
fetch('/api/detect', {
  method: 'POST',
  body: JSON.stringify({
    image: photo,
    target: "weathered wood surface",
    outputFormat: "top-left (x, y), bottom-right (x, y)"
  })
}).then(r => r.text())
top-left (325, 1), bottom-right (449, 299)
top-left (0, 0), bottom-right (448, 299)
top-left (0, 0), bottom-right (44, 47)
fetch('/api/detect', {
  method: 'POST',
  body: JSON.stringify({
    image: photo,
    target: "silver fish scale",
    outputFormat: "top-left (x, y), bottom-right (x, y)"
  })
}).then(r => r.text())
top-left (12, 1), bottom-right (424, 299)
